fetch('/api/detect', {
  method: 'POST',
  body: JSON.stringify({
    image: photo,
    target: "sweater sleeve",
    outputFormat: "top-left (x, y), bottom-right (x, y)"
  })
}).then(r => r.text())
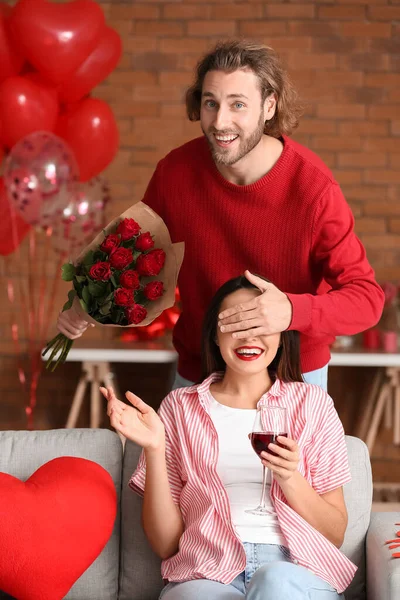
top-left (286, 183), bottom-right (384, 336)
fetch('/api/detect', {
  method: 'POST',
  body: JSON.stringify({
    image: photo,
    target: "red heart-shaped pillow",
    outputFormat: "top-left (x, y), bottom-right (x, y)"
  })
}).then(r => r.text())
top-left (0, 457), bottom-right (117, 600)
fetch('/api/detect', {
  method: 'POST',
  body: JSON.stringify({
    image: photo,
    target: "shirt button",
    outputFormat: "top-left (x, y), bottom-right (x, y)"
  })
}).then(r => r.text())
top-left (293, 559), bottom-right (298, 565)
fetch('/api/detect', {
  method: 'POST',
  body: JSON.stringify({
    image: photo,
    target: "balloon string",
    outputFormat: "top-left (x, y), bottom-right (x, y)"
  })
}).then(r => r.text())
top-left (37, 226), bottom-right (52, 348)
top-left (6, 277), bottom-right (27, 390)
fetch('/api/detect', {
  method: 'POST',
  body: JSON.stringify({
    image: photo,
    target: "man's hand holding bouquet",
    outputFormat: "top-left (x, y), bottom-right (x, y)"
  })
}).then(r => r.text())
top-left (42, 202), bottom-right (184, 370)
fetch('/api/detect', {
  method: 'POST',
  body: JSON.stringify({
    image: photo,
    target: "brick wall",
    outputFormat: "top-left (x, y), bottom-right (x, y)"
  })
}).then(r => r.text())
top-left (1, 0), bottom-right (399, 428)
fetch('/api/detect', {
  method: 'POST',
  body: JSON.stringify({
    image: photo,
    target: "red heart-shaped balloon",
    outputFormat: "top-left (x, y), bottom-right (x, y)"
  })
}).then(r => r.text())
top-left (0, 456), bottom-right (117, 600)
top-left (59, 26), bottom-right (122, 104)
top-left (0, 75), bottom-right (59, 148)
top-left (57, 98), bottom-right (119, 181)
top-left (9, 0), bottom-right (106, 84)
top-left (0, 4), bottom-right (25, 82)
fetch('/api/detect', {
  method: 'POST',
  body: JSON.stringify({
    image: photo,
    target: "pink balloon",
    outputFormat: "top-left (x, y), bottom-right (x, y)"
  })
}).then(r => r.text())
top-left (51, 175), bottom-right (110, 256)
top-left (4, 131), bottom-right (79, 228)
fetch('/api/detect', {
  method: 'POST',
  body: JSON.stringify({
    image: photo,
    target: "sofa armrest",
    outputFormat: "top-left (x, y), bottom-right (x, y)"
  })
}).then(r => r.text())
top-left (366, 511), bottom-right (400, 600)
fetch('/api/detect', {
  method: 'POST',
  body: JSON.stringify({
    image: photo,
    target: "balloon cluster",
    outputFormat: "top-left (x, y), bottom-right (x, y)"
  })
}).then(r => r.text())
top-left (0, 0), bottom-right (121, 256)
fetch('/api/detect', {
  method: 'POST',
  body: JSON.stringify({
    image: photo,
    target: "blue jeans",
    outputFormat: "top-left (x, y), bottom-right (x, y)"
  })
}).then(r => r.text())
top-left (159, 542), bottom-right (343, 599)
top-left (172, 365), bottom-right (328, 392)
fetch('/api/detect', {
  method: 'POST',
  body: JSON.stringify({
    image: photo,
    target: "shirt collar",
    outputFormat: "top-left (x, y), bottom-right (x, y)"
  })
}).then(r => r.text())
top-left (197, 372), bottom-right (286, 409)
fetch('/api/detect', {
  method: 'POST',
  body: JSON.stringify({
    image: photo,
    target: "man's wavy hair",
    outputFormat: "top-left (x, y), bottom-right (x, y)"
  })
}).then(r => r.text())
top-left (186, 39), bottom-right (303, 138)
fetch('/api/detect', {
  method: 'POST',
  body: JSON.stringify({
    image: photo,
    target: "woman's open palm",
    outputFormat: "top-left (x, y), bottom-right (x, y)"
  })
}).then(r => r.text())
top-left (100, 386), bottom-right (165, 450)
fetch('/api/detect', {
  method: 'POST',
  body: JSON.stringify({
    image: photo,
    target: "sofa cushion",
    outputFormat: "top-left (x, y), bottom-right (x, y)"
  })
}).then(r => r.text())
top-left (119, 440), bottom-right (162, 600)
top-left (342, 436), bottom-right (372, 600)
top-left (0, 429), bottom-right (122, 600)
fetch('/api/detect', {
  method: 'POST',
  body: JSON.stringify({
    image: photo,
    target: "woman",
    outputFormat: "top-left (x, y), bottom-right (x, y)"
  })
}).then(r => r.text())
top-left (100, 275), bottom-right (356, 599)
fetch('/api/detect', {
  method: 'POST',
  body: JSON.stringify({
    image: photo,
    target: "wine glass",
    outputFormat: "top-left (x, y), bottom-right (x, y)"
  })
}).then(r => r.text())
top-left (245, 405), bottom-right (287, 516)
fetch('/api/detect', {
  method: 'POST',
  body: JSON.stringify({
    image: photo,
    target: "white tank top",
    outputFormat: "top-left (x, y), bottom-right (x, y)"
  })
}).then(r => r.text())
top-left (208, 392), bottom-right (287, 545)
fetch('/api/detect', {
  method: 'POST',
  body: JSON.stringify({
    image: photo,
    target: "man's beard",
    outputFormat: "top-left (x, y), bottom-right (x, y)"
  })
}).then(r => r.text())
top-left (203, 111), bottom-right (265, 167)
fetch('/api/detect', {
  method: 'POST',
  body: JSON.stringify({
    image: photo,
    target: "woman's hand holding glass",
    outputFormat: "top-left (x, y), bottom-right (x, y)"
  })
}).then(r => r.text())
top-left (100, 386), bottom-right (165, 452)
top-left (261, 436), bottom-right (300, 483)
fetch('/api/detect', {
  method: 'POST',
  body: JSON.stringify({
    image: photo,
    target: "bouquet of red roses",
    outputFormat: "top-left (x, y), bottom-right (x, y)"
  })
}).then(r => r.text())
top-left (42, 202), bottom-right (184, 370)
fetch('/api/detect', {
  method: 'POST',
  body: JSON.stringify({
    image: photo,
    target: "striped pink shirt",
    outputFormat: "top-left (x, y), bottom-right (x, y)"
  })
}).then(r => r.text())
top-left (129, 373), bottom-right (357, 593)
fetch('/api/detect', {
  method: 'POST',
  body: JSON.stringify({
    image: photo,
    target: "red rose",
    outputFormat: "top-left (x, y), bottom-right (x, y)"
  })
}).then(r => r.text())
top-left (136, 249), bottom-right (166, 276)
top-left (110, 247), bottom-right (133, 270)
top-left (125, 303), bottom-right (147, 324)
top-left (135, 232), bottom-right (154, 251)
top-left (114, 288), bottom-right (134, 307)
top-left (116, 218), bottom-right (141, 241)
top-left (100, 234), bottom-right (120, 255)
top-left (89, 261), bottom-right (112, 281)
top-left (120, 269), bottom-right (140, 290)
top-left (144, 281), bottom-right (164, 301)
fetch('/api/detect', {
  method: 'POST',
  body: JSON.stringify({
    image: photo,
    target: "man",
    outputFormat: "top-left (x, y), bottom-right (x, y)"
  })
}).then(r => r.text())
top-left (58, 40), bottom-right (384, 392)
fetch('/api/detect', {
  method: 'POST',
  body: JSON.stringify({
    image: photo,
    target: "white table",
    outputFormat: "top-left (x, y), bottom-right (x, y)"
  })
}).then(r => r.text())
top-left (48, 340), bottom-right (177, 429)
top-left (330, 347), bottom-right (400, 452)
top-left (52, 342), bottom-right (400, 452)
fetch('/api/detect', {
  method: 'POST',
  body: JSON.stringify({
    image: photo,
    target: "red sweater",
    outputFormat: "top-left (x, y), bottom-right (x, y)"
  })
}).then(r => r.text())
top-left (143, 135), bottom-right (384, 382)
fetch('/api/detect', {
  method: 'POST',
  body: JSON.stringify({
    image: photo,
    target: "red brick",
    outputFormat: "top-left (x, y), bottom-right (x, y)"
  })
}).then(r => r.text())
top-left (316, 151), bottom-right (336, 168)
top-left (388, 89), bottom-right (400, 103)
top-left (123, 36), bottom-right (158, 54)
top-left (354, 218), bottom-right (386, 234)
top-left (311, 37), bottom-right (366, 53)
top-left (188, 20), bottom-right (236, 36)
top-left (316, 71), bottom-right (364, 86)
top-left (133, 21), bottom-right (184, 36)
top-left (368, 106), bottom-right (400, 120)
top-left (160, 38), bottom-right (210, 54)
top-left (265, 4), bottom-right (315, 19)
top-left (313, 135), bottom-right (361, 151)
top-left (365, 170), bottom-right (400, 184)
top-left (338, 153), bottom-right (387, 168)
top-left (335, 87), bottom-right (387, 105)
top-left (337, 0), bottom-right (388, 4)
top-left (132, 85), bottom-right (184, 103)
top-left (365, 74), bottom-right (400, 88)
top-left (266, 36), bottom-right (312, 52)
top-left (318, 6), bottom-right (366, 19)
top-left (389, 220), bottom-right (400, 234)
top-left (288, 22), bottom-right (339, 37)
top-left (338, 53), bottom-right (391, 72)
top-left (212, 4), bottom-right (263, 19)
top-left (341, 186), bottom-right (389, 201)
top-left (369, 6), bottom-right (400, 20)
top-left (340, 23), bottom-right (392, 38)
top-left (364, 202), bottom-right (400, 216)
top-left (239, 21), bottom-right (287, 37)
top-left (391, 121), bottom-right (400, 136)
top-left (390, 154), bottom-right (400, 169)
top-left (160, 72), bottom-right (192, 86)
top-left (161, 104), bottom-right (187, 118)
top-left (109, 20), bottom-right (132, 37)
top-left (107, 4), bottom-right (160, 19)
top-left (299, 119), bottom-right (337, 135)
top-left (365, 137), bottom-right (400, 153)
top-left (132, 52), bottom-right (178, 72)
top-left (108, 71), bottom-right (157, 86)
top-left (131, 149), bottom-right (164, 165)
top-left (286, 53), bottom-right (337, 70)
top-left (163, 3), bottom-right (212, 19)
top-left (338, 122), bottom-right (389, 136)
top-left (358, 235), bottom-right (400, 250)
top-left (111, 102), bottom-right (160, 118)
top-left (317, 104), bottom-right (366, 120)
top-left (333, 170), bottom-right (363, 185)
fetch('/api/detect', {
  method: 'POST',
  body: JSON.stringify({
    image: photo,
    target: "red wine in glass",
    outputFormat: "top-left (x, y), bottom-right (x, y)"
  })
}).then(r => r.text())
top-left (251, 432), bottom-right (288, 458)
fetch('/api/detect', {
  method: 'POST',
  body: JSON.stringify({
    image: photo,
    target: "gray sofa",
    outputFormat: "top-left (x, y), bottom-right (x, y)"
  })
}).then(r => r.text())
top-left (0, 429), bottom-right (399, 600)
